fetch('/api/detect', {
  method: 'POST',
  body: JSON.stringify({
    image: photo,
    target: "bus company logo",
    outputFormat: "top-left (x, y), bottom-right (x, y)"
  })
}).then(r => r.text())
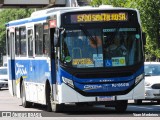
top-left (1, 112), bottom-right (42, 117)
top-left (2, 112), bottom-right (11, 117)
top-left (15, 63), bottom-right (27, 76)
top-left (83, 85), bottom-right (102, 91)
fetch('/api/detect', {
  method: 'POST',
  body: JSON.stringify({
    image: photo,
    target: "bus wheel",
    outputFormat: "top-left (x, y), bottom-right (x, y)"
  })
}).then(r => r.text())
top-left (21, 82), bottom-right (31, 108)
top-left (115, 100), bottom-right (128, 113)
top-left (134, 100), bottom-right (142, 105)
top-left (51, 103), bottom-right (64, 112)
top-left (46, 86), bottom-right (52, 112)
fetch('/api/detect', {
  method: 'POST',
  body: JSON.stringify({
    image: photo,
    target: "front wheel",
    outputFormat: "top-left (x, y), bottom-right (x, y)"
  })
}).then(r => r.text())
top-left (115, 100), bottom-right (128, 113)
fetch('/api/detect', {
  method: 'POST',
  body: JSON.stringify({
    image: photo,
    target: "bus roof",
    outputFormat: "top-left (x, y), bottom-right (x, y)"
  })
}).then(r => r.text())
top-left (6, 7), bottom-right (80, 27)
top-left (30, 7), bottom-right (80, 17)
top-left (6, 15), bottom-right (49, 27)
top-left (6, 6), bottom-right (138, 27)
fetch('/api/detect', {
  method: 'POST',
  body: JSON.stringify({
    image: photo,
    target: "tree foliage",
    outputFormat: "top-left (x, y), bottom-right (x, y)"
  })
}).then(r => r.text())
top-left (91, 0), bottom-right (160, 61)
top-left (0, 9), bottom-right (34, 56)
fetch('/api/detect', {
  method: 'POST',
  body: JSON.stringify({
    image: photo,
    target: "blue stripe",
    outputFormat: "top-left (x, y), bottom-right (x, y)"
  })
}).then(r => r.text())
top-left (8, 60), bottom-right (16, 80)
top-left (30, 16), bottom-right (47, 23)
top-left (8, 19), bottom-right (29, 27)
top-left (7, 16), bottom-right (48, 27)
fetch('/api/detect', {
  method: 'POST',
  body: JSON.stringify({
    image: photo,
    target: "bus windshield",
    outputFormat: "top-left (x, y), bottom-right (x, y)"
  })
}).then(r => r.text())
top-left (60, 27), bottom-right (143, 68)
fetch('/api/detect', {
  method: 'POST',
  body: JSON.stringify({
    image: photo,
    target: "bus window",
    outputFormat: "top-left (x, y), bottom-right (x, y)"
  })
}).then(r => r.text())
top-left (35, 24), bottom-right (43, 56)
top-left (28, 29), bottom-right (33, 56)
top-left (43, 23), bottom-right (50, 56)
top-left (15, 28), bottom-right (20, 56)
top-left (20, 27), bottom-right (27, 56)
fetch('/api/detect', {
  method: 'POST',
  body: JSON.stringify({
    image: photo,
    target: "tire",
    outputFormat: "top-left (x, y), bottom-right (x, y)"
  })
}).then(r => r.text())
top-left (46, 84), bottom-right (52, 112)
top-left (115, 100), bottom-right (128, 113)
top-left (134, 99), bottom-right (142, 105)
top-left (21, 82), bottom-right (31, 108)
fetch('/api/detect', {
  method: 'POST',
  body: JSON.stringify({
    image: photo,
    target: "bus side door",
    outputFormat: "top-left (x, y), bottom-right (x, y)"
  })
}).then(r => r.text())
top-left (26, 25), bottom-right (38, 102)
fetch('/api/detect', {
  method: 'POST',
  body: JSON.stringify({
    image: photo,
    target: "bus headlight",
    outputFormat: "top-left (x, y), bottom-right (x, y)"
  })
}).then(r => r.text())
top-left (62, 77), bottom-right (74, 88)
top-left (135, 74), bottom-right (144, 84)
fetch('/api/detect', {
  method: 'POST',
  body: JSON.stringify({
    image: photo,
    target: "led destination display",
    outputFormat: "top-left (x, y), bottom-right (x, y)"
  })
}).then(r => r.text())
top-left (71, 13), bottom-right (128, 23)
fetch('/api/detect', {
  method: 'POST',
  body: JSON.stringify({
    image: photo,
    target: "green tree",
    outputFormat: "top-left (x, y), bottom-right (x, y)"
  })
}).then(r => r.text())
top-left (90, 0), bottom-right (128, 7)
top-left (0, 9), bottom-right (34, 58)
top-left (132, 0), bottom-right (160, 61)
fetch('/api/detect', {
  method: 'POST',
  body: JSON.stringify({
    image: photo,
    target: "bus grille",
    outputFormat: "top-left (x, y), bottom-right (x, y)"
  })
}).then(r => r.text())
top-left (74, 71), bottom-right (133, 78)
top-left (152, 84), bottom-right (160, 89)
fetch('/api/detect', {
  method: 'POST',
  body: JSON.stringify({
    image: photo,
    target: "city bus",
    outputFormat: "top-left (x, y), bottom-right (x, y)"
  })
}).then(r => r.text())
top-left (6, 6), bottom-right (145, 112)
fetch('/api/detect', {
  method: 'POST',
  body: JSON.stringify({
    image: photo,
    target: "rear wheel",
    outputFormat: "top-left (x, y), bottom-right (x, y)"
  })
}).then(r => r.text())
top-left (46, 84), bottom-right (52, 112)
top-left (134, 99), bottom-right (142, 105)
top-left (115, 100), bottom-right (128, 113)
top-left (21, 82), bottom-right (31, 108)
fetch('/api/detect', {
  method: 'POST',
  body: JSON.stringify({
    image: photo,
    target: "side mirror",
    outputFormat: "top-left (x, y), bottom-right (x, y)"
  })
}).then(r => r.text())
top-left (142, 32), bottom-right (146, 45)
top-left (54, 29), bottom-right (60, 47)
top-left (54, 28), bottom-right (66, 47)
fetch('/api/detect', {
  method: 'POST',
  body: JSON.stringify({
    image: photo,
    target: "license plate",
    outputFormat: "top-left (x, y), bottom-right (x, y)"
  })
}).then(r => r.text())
top-left (97, 96), bottom-right (115, 101)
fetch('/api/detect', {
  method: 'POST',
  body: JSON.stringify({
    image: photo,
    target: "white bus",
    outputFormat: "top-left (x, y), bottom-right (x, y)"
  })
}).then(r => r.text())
top-left (6, 6), bottom-right (145, 112)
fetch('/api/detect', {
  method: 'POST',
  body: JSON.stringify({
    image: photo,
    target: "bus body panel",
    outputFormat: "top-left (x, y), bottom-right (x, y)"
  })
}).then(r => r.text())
top-left (9, 58), bottom-right (52, 104)
top-left (24, 82), bottom-right (46, 104)
top-left (6, 6), bottom-right (145, 112)
top-left (57, 79), bottom-right (144, 103)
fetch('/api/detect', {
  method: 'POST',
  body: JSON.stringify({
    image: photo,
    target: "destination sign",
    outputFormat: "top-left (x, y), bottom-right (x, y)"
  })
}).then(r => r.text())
top-left (71, 13), bottom-right (128, 23)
